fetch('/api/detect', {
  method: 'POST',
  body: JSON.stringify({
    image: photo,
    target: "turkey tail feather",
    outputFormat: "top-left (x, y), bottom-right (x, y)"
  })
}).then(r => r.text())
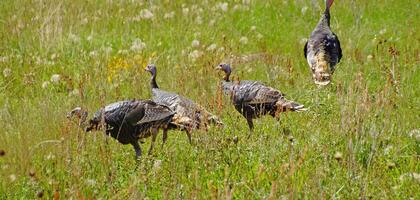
top-left (67, 107), bottom-right (89, 127)
top-left (275, 99), bottom-right (307, 112)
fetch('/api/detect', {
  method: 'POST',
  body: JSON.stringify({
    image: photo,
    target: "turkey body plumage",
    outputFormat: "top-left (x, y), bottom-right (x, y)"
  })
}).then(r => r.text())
top-left (68, 99), bottom-right (174, 159)
top-left (304, 0), bottom-right (342, 85)
top-left (145, 65), bottom-right (223, 141)
top-left (217, 64), bottom-right (306, 130)
top-left (152, 88), bottom-right (220, 130)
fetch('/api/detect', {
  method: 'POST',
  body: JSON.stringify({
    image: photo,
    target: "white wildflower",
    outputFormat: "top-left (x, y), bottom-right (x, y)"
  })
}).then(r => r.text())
top-left (41, 81), bottom-right (50, 89)
top-left (408, 129), bottom-right (420, 142)
top-left (299, 38), bottom-right (307, 45)
top-left (46, 60), bottom-right (55, 66)
top-left (86, 35), bottom-right (93, 41)
top-left (81, 18), bottom-right (88, 25)
top-left (367, 55), bottom-right (373, 60)
top-left (164, 11), bottom-right (175, 19)
top-left (23, 72), bottom-right (35, 85)
top-left (46, 153), bottom-right (55, 160)
top-left (191, 39), bottom-right (200, 48)
top-left (139, 9), bottom-right (154, 19)
top-left (189, 50), bottom-right (203, 62)
top-left (34, 56), bottom-right (44, 65)
top-left (130, 38), bottom-right (146, 52)
top-left (150, 5), bottom-right (159, 11)
top-left (2, 164), bottom-right (9, 170)
top-left (372, 35), bottom-right (378, 43)
top-left (334, 151), bottom-right (343, 161)
top-left (182, 7), bottom-right (189, 16)
top-left (117, 49), bottom-right (129, 55)
top-left (0, 56), bottom-right (9, 63)
top-left (383, 145), bottom-right (393, 155)
top-left (69, 89), bottom-right (79, 96)
top-left (191, 4), bottom-right (199, 12)
top-left (195, 16), bottom-right (203, 25)
top-left (239, 36), bottom-right (248, 45)
top-left (256, 33), bottom-right (263, 40)
top-left (9, 174), bottom-right (16, 182)
top-left (50, 53), bottom-right (57, 60)
top-left (218, 47), bottom-right (225, 53)
top-left (250, 26), bottom-right (256, 31)
top-left (246, 67), bottom-right (253, 73)
top-left (233, 4), bottom-right (241, 11)
top-left (301, 6), bottom-right (308, 15)
top-left (399, 173), bottom-right (420, 184)
top-left (408, 129), bottom-right (420, 138)
top-left (89, 51), bottom-right (98, 57)
top-left (233, 4), bottom-right (249, 11)
top-left (379, 28), bottom-right (387, 35)
top-left (218, 2), bottom-right (229, 12)
top-left (153, 159), bottom-right (162, 169)
top-left (50, 74), bottom-right (61, 84)
top-left (86, 179), bottom-right (97, 186)
top-left (209, 19), bottom-right (216, 26)
top-left (3, 68), bottom-right (12, 78)
top-left (68, 33), bottom-right (80, 43)
top-left (206, 44), bottom-right (217, 51)
top-left (103, 46), bottom-right (113, 55)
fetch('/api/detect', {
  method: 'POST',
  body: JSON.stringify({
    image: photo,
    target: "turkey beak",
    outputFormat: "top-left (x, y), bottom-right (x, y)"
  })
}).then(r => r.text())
top-left (67, 107), bottom-right (80, 119)
top-left (66, 111), bottom-right (73, 119)
top-left (67, 107), bottom-right (87, 119)
top-left (313, 72), bottom-right (331, 86)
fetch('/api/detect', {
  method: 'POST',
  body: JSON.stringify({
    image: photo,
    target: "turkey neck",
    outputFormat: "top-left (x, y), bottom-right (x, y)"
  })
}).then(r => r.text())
top-left (314, 4), bottom-right (331, 32)
top-left (323, 7), bottom-right (331, 27)
top-left (223, 72), bottom-right (231, 82)
top-left (150, 72), bottom-right (159, 89)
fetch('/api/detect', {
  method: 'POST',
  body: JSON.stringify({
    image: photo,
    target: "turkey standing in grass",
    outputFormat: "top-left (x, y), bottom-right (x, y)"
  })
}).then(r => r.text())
top-left (304, 0), bottom-right (342, 86)
top-left (145, 64), bottom-right (223, 144)
top-left (216, 63), bottom-right (306, 131)
top-left (67, 99), bottom-right (174, 160)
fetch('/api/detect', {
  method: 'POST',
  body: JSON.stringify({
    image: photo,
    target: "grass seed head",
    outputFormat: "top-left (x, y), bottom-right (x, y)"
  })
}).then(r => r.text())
top-left (29, 169), bottom-right (36, 177)
top-left (139, 9), bottom-right (154, 20)
top-left (288, 135), bottom-right (294, 142)
top-left (334, 151), bottom-right (343, 161)
top-left (191, 39), bottom-right (200, 48)
top-left (239, 36), bottom-right (248, 45)
top-left (3, 68), bottom-right (12, 77)
top-left (233, 136), bottom-right (239, 144)
top-left (9, 174), bottom-right (16, 182)
top-left (387, 162), bottom-right (396, 169)
top-left (36, 190), bottom-right (44, 198)
top-left (50, 74), bottom-right (61, 84)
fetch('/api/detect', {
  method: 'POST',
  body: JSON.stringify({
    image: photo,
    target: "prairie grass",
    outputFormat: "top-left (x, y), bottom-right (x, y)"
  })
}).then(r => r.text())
top-left (0, 0), bottom-right (419, 198)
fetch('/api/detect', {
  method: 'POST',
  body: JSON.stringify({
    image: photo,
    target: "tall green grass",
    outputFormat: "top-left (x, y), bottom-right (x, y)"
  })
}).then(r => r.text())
top-left (0, 0), bottom-right (419, 198)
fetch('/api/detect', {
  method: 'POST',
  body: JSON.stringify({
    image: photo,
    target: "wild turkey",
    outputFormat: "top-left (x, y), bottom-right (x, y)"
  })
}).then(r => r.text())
top-left (145, 64), bottom-right (223, 143)
top-left (216, 63), bottom-right (306, 131)
top-left (67, 99), bottom-right (174, 160)
top-left (304, 0), bottom-right (342, 86)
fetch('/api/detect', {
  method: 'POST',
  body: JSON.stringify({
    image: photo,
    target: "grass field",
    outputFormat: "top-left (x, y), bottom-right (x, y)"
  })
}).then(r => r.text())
top-left (0, 0), bottom-right (419, 198)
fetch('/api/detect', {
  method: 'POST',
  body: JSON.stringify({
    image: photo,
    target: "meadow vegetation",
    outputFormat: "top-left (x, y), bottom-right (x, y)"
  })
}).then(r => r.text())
top-left (0, 0), bottom-right (419, 198)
